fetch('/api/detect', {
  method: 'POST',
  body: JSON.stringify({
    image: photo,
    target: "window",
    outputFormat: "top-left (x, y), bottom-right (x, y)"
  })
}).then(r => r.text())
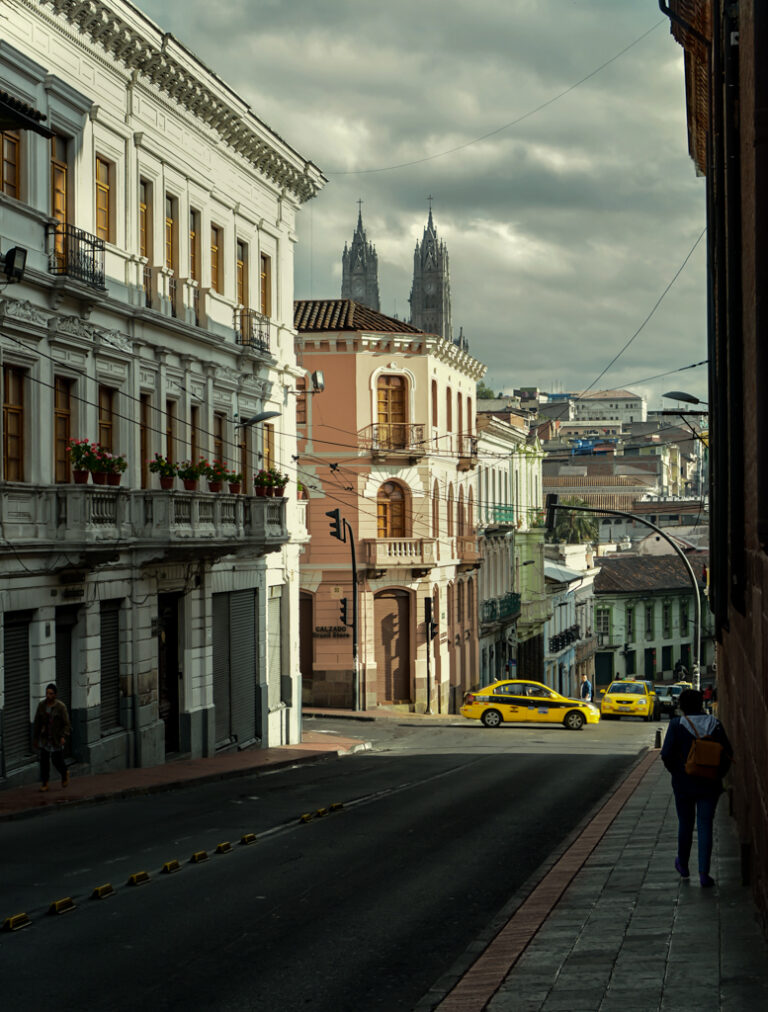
top-left (190, 404), bottom-right (200, 464)
top-left (3, 366), bottom-right (24, 481)
top-left (140, 394), bottom-right (151, 489)
top-left (445, 387), bottom-right (452, 441)
top-left (1, 130), bottom-right (20, 198)
top-left (189, 209), bottom-right (200, 281)
top-left (139, 179), bottom-right (151, 259)
top-left (54, 377), bottom-right (73, 483)
top-left (296, 376), bottom-right (307, 426)
top-left (165, 399), bottom-right (176, 461)
top-left (211, 225), bottom-right (222, 292)
top-left (432, 480), bottom-right (439, 537)
top-left (446, 484), bottom-right (454, 537)
top-left (213, 412), bottom-right (225, 466)
top-left (457, 581), bottom-right (464, 623)
top-left (680, 600), bottom-right (689, 636)
top-left (377, 374), bottom-right (407, 448)
top-left (466, 397), bottom-right (472, 434)
top-left (236, 240), bottom-right (248, 307)
top-left (596, 608), bottom-right (610, 642)
top-left (98, 386), bottom-right (115, 452)
top-left (263, 423), bottom-right (274, 472)
top-left (625, 650), bottom-right (636, 675)
top-left (457, 487), bottom-right (465, 536)
top-left (95, 156), bottom-right (112, 242)
top-left (645, 603), bottom-right (654, 638)
top-left (377, 482), bottom-right (406, 538)
top-left (239, 426), bottom-right (250, 494)
top-left (164, 195), bottom-right (176, 271)
top-left (51, 134), bottom-right (67, 231)
top-left (431, 380), bottom-right (438, 427)
top-left (662, 600), bottom-right (672, 638)
top-left (260, 253), bottom-right (271, 316)
top-left (625, 606), bottom-right (635, 642)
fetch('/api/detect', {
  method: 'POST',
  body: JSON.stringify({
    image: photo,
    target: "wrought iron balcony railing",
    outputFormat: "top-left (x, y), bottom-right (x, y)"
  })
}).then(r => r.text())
top-left (48, 223), bottom-right (106, 290)
top-left (358, 423), bottom-right (426, 456)
top-left (481, 592), bottom-right (521, 626)
top-left (235, 309), bottom-right (270, 353)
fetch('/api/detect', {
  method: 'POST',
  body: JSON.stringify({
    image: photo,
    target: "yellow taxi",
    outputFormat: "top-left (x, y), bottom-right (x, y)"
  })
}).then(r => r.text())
top-left (600, 680), bottom-right (656, 721)
top-left (460, 679), bottom-right (601, 731)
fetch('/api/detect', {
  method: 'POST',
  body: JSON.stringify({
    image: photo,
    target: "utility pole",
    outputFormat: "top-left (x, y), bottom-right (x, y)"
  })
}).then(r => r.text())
top-left (326, 509), bottom-right (361, 710)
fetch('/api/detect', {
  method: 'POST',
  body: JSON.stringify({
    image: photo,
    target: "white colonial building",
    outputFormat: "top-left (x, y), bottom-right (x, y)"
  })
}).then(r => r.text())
top-left (0, 0), bottom-right (324, 783)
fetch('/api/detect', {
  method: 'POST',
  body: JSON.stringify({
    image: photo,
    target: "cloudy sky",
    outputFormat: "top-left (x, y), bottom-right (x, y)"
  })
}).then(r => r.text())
top-left (134, 0), bottom-right (707, 409)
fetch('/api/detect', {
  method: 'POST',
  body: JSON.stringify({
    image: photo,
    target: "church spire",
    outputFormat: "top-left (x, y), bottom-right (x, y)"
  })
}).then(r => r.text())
top-left (409, 200), bottom-right (453, 343)
top-left (341, 202), bottom-right (380, 311)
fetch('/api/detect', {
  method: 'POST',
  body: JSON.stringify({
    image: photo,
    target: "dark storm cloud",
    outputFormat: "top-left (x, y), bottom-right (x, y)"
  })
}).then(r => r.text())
top-left (134, 0), bottom-right (707, 406)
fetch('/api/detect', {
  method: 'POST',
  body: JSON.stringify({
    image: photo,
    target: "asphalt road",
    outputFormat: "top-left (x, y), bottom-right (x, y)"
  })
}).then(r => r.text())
top-left (1, 719), bottom-right (653, 1011)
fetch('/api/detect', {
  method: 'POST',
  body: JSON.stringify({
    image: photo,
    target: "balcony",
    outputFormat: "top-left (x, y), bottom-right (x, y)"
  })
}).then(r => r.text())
top-left (235, 309), bottom-right (270, 354)
top-left (487, 505), bottom-right (517, 527)
top-left (47, 223), bottom-right (106, 291)
top-left (0, 485), bottom-right (289, 571)
top-left (457, 533), bottom-right (482, 570)
top-left (575, 634), bottom-right (598, 663)
top-left (481, 592), bottom-right (521, 627)
top-left (362, 537), bottom-right (436, 577)
top-left (457, 434), bottom-right (479, 471)
top-left (358, 423), bottom-right (426, 462)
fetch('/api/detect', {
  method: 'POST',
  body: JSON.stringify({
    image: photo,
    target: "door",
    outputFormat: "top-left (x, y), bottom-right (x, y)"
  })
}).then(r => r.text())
top-left (157, 593), bottom-right (181, 753)
top-left (377, 375), bottom-right (406, 448)
top-left (212, 590), bottom-right (257, 748)
top-left (374, 590), bottom-right (411, 702)
top-left (2, 612), bottom-right (32, 772)
top-left (100, 600), bottom-right (121, 733)
top-left (299, 592), bottom-right (314, 703)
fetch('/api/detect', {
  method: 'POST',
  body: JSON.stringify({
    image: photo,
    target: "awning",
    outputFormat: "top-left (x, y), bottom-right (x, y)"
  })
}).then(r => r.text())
top-left (0, 88), bottom-right (53, 138)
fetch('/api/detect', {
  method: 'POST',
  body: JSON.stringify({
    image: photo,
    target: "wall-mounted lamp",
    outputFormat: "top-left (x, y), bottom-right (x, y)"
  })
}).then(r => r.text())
top-left (289, 370), bottom-right (325, 395)
top-left (2, 246), bottom-right (27, 283)
top-left (236, 410), bottom-right (281, 428)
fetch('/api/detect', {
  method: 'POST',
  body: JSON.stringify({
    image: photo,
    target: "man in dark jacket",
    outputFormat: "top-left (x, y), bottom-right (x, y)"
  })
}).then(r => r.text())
top-left (32, 683), bottom-right (71, 791)
top-left (661, 689), bottom-right (732, 887)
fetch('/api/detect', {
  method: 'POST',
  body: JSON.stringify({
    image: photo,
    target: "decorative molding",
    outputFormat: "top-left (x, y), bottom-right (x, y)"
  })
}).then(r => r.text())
top-left (0, 298), bottom-right (48, 327)
top-left (37, 0), bottom-right (325, 203)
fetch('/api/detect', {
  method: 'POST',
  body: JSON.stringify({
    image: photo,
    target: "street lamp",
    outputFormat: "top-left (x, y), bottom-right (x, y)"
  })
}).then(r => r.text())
top-left (662, 390), bottom-right (707, 406)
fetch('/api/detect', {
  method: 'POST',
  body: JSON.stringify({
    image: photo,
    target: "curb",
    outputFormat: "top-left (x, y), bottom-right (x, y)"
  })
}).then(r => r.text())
top-left (0, 744), bottom-right (371, 823)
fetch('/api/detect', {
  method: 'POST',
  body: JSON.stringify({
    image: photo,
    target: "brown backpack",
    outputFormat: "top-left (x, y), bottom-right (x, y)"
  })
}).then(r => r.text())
top-left (683, 716), bottom-right (724, 779)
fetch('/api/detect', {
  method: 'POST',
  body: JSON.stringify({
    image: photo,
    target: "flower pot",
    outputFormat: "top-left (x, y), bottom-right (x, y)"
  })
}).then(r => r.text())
top-left (159, 476), bottom-right (175, 490)
top-left (208, 481), bottom-right (222, 493)
top-left (91, 471), bottom-right (107, 485)
top-left (266, 486), bottom-right (275, 497)
top-left (183, 478), bottom-right (198, 491)
top-left (228, 482), bottom-right (241, 495)
top-left (106, 472), bottom-right (121, 486)
top-left (274, 486), bottom-right (286, 497)
top-left (255, 486), bottom-right (267, 497)
top-left (297, 489), bottom-right (308, 500)
top-left (73, 470), bottom-right (89, 485)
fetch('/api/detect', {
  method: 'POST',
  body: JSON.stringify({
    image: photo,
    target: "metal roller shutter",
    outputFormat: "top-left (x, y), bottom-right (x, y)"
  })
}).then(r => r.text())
top-left (229, 590), bottom-right (256, 746)
top-left (100, 601), bottom-right (121, 732)
top-left (212, 592), bottom-right (231, 745)
top-left (3, 613), bottom-right (32, 772)
top-left (55, 605), bottom-right (79, 714)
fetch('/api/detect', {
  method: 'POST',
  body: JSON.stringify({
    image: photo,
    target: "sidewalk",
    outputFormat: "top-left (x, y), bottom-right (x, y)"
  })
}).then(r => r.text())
top-left (0, 728), bottom-right (370, 821)
top-left (433, 751), bottom-right (768, 1012)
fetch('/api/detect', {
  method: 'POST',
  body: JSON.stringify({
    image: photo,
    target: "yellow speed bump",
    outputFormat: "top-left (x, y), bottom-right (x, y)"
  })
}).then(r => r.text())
top-left (240, 833), bottom-right (257, 846)
top-left (299, 812), bottom-right (313, 823)
top-left (127, 871), bottom-right (150, 887)
top-left (315, 807), bottom-right (329, 818)
top-left (215, 842), bottom-right (232, 855)
top-left (48, 897), bottom-right (76, 916)
top-left (189, 850), bottom-right (208, 864)
top-left (2, 912), bottom-right (31, 932)
top-left (329, 802), bottom-right (344, 812)
top-left (161, 860), bottom-right (181, 875)
top-left (91, 884), bottom-right (114, 900)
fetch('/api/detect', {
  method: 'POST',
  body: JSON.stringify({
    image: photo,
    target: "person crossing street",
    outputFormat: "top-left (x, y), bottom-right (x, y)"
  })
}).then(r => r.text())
top-left (579, 673), bottom-right (593, 703)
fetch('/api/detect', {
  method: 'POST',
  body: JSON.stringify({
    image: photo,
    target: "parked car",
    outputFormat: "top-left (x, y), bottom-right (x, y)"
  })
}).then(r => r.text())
top-left (600, 680), bottom-right (657, 721)
top-left (656, 681), bottom-right (693, 717)
top-left (460, 680), bottom-right (601, 731)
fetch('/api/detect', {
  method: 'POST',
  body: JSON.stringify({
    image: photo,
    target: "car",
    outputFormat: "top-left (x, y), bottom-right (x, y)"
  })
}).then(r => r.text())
top-left (601, 680), bottom-right (657, 721)
top-left (656, 682), bottom-right (692, 717)
top-left (460, 679), bottom-right (601, 731)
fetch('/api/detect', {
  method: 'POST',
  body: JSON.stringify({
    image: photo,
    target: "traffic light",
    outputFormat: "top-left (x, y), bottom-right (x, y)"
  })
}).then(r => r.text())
top-left (545, 493), bottom-right (559, 533)
top-left (326, 508), bottom-right (345, 542)
top-left (339, 597), bottom-right (348, 626)
top-left (424, 597), bottom-right (438, 640)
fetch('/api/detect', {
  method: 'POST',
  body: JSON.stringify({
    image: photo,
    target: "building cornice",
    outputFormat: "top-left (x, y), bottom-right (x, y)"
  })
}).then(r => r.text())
top-left (34, 0), bottom-right (326, 203)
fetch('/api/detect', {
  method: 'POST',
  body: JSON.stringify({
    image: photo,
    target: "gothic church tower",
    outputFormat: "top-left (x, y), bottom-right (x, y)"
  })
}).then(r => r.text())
top-left (409, 206), bottom-right (453, 343)
top-left (341, 205), bottom-right (380, 311)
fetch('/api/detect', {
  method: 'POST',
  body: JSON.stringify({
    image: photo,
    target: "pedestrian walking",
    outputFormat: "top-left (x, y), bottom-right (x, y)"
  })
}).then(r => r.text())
top-left (661, 688), bottom-right (733, 887)
top-left (579, 673), bottom-right (593, 702)
top-left (32, 683), bottom-right (71, 792)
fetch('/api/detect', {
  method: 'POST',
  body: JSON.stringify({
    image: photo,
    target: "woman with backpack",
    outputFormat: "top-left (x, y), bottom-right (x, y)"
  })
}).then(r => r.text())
top-left (661, 688), bottom-right (733, 888)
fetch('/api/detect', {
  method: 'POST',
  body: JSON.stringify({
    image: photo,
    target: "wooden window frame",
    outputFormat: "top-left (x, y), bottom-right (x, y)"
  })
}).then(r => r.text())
top-left (164, 194), bottom-right (177, 272)
top-left (140, 393), bottom-right (151, 489)
top-left (98, 385), bottom-right (115, 453)
top-left (190, 404), bottom-right (200, 464)
top-left (377, 481), bottom-right (407, 539)
top-left (1, 130), bottom-right (20, 199)
top-left (189, 209), bottom-right (200, 282)
top-left (236, 240), bottom-right (248, 307)
top-left (263, 422), bottom-right (274, 473)
top-left (95, 155), bottom-right (112, 242)
top-left (260, 252), bottom-right (271, 317)
top-left (165, 399), bottom-right (176, 462)
top-left (3, 365), bottom-right (25, 482)
top-left (54, 376), bottom-right (73, 483)
top-left (213, 412), bottom-right (225, 467)
top-left (139, 179), bottom-right (152, 261)
top-left (211, 225), bottom-right (223, 293)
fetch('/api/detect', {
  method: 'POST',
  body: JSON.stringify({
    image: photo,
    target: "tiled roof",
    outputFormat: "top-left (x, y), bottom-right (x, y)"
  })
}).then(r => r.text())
top-left (294, 300), bottom-right (424, 334)
top-left (595, 553), bottom-right (709, 595)
top-left (577, 389), bottom-right (642, 400)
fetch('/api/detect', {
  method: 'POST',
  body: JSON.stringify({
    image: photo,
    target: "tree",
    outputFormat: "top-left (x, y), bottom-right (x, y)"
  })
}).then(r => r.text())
top-left (550, 497), bottom-right (599, 545)
top-left (476, 381), bottom-right (497, 399)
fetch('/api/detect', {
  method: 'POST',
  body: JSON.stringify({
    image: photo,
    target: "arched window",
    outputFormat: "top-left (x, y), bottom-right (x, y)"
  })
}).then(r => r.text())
top-left (467, 577), bottom-right (474, 627)
top-left (431, 380), bottom-right (438, 428)
top-left (457, 393), bottom-right (463, 452)
top-left (458, 487), bottom-right (465, 537)
top-left (447, 583), bottom-right (454, 629)
top-left (468, 488), bottom-right (474, 530)
top-left (445, 387), bottom-right (453, 449)
top-left (432, 480), bottom-right (440, 537)
top-left (377, 481), bottom-right (406, 537)
top-left (446, 483), bottom-right (454, 537)
top-left (466, 397), bottom-right (472, 434)
top-left (457, 580), bottom-right (464, 623)
top-left (377, 374), bottom-right (407, 448)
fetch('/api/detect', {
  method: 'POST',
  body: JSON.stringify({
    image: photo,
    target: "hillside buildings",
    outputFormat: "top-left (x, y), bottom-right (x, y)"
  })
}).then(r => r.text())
top-left (0, 0), bottom-right (323, 783)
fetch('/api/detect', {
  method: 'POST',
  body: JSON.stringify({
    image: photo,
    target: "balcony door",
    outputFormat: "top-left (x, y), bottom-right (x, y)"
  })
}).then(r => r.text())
top-left (377, 482), bottom-right (406, 538)
top-left (374, 590), bottom-right (411, 703)
top-left (377, 375), bottom-right (406, 449)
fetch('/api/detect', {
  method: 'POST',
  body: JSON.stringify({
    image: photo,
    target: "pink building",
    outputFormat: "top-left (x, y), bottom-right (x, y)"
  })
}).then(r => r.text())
top-left (295, 300), bottom-right (486, 712)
